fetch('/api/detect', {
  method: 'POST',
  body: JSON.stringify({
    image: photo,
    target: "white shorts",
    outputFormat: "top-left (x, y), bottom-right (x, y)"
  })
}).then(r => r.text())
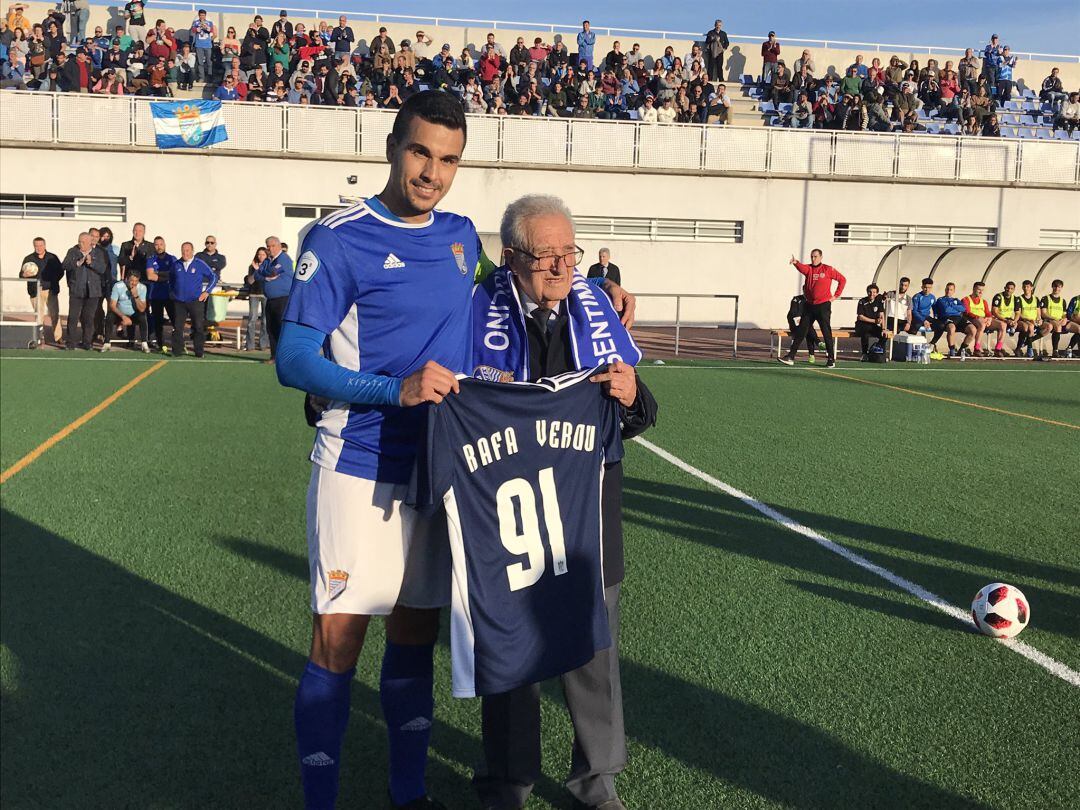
top-left (306, 464), bottom-right (451, 615)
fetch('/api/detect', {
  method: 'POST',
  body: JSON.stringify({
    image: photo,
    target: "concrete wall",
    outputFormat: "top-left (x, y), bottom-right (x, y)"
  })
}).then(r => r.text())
top-left (16, 2), bottom-right (1080, 90)
top-left (3, 143), bottom-right (1079, 328)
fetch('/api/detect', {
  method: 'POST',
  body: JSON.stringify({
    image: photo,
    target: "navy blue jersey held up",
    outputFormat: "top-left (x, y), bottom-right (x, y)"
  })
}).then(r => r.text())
top-left (411, 369), bottom-right (623, 697)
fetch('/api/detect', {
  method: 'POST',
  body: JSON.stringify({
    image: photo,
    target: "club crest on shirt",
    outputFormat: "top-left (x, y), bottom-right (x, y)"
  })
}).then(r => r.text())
top-left (473, 365), bottom-right (514, 382)
top-left (451, 242), bottom-right (468, 275)
top-left (328, 569), bottom-right (349, 600)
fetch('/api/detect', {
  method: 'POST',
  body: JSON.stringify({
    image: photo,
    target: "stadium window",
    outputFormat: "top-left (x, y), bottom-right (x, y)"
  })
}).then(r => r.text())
top-left (0, 193), bottom-right (126, 221)
top-left (1039, 229), bottom-right (1080, 249)
top-left (834, 223), bottom-right (997, 247)
top-left (575, 216), bottom-right (743, 243)
top-left (283, 205), bottom-right (345, 219)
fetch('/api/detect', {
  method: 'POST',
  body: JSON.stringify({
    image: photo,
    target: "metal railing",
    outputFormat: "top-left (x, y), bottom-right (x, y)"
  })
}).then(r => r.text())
top-left (635, 293), bottom-right (740, 357)
top-left (2, 92), bottom-right (1077, 188)
top-left (130, 1), bottom-right (1080, 61)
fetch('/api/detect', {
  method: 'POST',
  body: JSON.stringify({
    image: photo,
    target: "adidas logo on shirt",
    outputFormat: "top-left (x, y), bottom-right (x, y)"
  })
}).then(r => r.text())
top-left (383, 253), bottom-right (406, 269)
top-left (302, 751), bottom-right (335, 767)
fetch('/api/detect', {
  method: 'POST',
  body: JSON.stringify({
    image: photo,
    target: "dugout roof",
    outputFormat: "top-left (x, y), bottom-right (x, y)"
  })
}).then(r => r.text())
top-left (871, 246), bottom-right (1080, 295)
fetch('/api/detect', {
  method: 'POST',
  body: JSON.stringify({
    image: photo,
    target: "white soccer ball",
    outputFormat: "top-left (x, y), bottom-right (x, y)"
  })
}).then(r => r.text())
top-left (971, 582), bottom-right (1030, 639)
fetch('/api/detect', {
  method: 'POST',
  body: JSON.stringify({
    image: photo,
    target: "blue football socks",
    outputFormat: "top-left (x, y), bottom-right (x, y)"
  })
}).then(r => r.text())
top-left (380, 641), bottom-right (436, 806)
top-left (295, 660), bottom-right (355, 810)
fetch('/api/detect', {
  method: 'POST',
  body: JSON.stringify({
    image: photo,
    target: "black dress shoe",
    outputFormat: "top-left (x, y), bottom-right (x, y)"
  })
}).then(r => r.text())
top-left (390, 794), bottom-right (448, 810)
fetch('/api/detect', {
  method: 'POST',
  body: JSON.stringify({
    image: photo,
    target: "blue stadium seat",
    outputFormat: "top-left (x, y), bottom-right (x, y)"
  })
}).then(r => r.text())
top-left (1021, 87), bottom-right (1035, 99)
top-left (925, 124), bottom-right (940, 134)
top-left (741, 73), bottom-right (754, 85)
top-left (1073, 131), bottom-right (1080, 141)
top-left (628, 109), bottom-right (639, 120)
top-left (1055, 129), bottom-right (1072, 140)
top-left (779, 103), bottom-right (792, 114)
top-left (760, 101), bottom-right (775, 113)
top-left (943, 123), bottom-right (960, 135)
top-left (418, 84), bottom-right (430, 92)
top-left (1001, 126), bottom-right (1017, 138)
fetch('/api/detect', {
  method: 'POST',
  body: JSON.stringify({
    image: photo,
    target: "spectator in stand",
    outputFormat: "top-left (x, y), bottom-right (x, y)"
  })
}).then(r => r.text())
top-left (214, 73), bottom-right (238, 100)
top-left (102, 268), bottom-right (149, 352)
top-left (843, 94), bottom-right (867, 130)
top-left (866, 86), bottom-right (890, 131)
top-left (1041, 68), bottom-right (1067, 112)
top-left (220, 25), bottom-right (240, 60)
top-left (330, 15), bottom-right (353, 56)
top-left (707, 85), bottom-right (731, 124)
top-left (770, 61), bottom-right (792, 104)
top-left (958, 48), bottom-right (980, 96)
top-left (839, 66), bottom-right (862, 98)
top-left (123, 0), bottom-right (146, 45)
top-left (996, 46), bottom-right (1017, 102)
top-left (704, 19), bottom-right (728, 81)
top-left (62, 232), bottom-right (107, 351)
top-left (256, 235), bottom-right (292, 363)
top-left (939, 70), bottom-right (960, 117)
top-left (854, 283), bottom-right (886, 359)
top-left (813, 86), bottom-right (837, 128)
top-left (21, 236), bottom-right (64, 343)
top-left (587, 248), bottom-right (621, 284)
top-left (175, 43), bottom-right (194, 89)
top-left (790, 91), bottom-right (812, 127)
top-left (7, 3), bottom-right (31, 35)
top-left (271, 9), bottom-right (292, 40)
top-left (144, 236), bottom-right (175, 351)
top-left (240, 17), bottom-right (268, 71)
top-left (849, 54), bottom-right (867, 78)
top-left (761, 31), bottom-right (780, 88)
top-left (657, 95), bottom-right (677, 123)
top-left (930, 282), bottom-right (966, 356)
top-left (64, 49), bottom-right (95, 92)
top-left (778, 249), bottom-right (845, 368)
top-left (636, 93), bottom-right (656, 121)
top-left (960, 281), bottom-right (992, 357)
top-left (1056, 92), bottom-right (1080, 134)
top-left (982, 34), bottom-right (1003, 88)
top-left (169, 241), bottom-right (217, 358)
top-left (970, 84), bottom-right (992, 133)
top-left (269, 30), bottom-right (290, 72)
top-left (982, 112), bottom-right (1001, 137)
top-left (577, 20), bottom-right (595, 71)
top-left (369, 26), bottom-right (393, 57)
top-left (792, 49), bottom-right (815, 77)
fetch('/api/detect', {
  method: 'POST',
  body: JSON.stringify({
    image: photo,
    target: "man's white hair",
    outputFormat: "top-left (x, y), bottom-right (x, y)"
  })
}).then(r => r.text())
top-left (500, 194), bottom-right (574, 252)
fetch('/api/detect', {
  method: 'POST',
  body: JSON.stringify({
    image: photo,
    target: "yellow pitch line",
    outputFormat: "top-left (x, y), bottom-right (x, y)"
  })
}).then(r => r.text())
top-left (817, 370), bottom-right (1079, 430)
top-left (0, 360), bottom-right (168, 485)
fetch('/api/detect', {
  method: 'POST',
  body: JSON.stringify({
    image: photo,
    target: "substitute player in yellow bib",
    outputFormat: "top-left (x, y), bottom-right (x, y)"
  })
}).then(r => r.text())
top-left (1039, 278), bottom-right (1068, 359)
top-left (990, 280), bottom-right (1018, 358)
top-left (1014, 279), bottom-right (1041, 359)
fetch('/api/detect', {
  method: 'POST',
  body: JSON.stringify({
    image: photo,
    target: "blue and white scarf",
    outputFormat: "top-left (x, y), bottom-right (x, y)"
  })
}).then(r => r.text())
top-left (470, 266), bottom-right (641, 381)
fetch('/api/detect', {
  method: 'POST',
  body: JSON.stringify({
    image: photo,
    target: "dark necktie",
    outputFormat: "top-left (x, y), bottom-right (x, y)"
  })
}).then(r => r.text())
top-left (531, 306), bottom-right (552, 337)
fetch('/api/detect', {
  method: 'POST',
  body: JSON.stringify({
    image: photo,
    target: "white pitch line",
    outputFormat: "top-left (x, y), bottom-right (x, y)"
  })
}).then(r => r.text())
top-left (632, 436), bottom-right (1080, 688)
top-left (638, 364), bottom-right (1080, 373)
top-left (0, 355), bottom-right (262, 365)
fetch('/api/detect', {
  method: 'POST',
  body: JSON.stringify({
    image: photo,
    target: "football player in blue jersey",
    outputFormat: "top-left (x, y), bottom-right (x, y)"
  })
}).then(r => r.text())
top-left (275, 91), bottom-right (636, 810)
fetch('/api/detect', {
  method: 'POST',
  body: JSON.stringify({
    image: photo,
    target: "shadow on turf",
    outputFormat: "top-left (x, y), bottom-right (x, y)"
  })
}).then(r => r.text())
top-left (622, 478), bottom-right (1080, 641)
top-left (223, 539), bottom-right (989, 809)
top-left (0, 511), bottom-right (478, 809)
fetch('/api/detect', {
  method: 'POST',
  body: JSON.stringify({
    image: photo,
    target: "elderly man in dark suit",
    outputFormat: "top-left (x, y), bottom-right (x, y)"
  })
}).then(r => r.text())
top-left (62, 231), bottom-right (108, 349)
top-left (586, 247), bottom-right (620, 285)
top-left (471, 195), bottom-right (656, 810)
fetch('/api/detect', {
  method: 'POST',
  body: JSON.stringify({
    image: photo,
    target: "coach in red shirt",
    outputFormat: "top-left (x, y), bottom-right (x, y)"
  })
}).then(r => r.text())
top-left (779, 248), bottom-right (846, 367)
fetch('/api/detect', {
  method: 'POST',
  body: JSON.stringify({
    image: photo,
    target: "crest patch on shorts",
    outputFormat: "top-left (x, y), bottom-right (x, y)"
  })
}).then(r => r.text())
top-left (328, 569), bottom-right (349, 600)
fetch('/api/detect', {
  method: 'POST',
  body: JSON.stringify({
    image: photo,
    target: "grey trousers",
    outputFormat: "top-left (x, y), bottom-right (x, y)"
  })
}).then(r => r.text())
top-left (474, 583), bottom-right (625, 809)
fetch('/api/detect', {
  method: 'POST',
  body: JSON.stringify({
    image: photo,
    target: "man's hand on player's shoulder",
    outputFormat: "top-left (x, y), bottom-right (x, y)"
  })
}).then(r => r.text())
top-left (601, 280), bottom-right (636, 329)
top-left (399, 360), bottom-right (460, 406)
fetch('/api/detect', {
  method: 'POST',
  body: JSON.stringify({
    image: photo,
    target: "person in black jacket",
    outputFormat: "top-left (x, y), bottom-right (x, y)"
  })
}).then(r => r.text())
top-left (585, 247), bottom-right (620, 285)
top-left (473, 195), bottom-right (656, 810)
top-left (61, 232), bottom-right (108, 350)
top-left (21, 236), bottom-right (64, 344)
top-left (704, 19), bottom-right (729, 81)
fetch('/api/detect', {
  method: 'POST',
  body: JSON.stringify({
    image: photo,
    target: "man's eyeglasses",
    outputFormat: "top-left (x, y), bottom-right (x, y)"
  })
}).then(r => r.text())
top-left (205, 240), bottom-right (215, 245)
top-left (511, 245), bottom-right (584, 272)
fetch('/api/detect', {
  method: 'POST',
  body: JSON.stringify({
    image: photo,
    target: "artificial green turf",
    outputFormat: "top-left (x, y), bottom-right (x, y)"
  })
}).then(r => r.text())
top-left (1, 356), bottom-right (1078, 809)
